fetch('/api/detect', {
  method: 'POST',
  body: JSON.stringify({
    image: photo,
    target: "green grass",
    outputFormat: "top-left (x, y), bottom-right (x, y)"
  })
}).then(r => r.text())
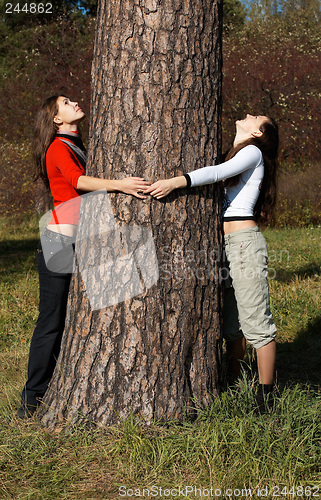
top-left (264, 227), bottom-right (321, 387)
top-left (0, 218), bottom-right (320, 499)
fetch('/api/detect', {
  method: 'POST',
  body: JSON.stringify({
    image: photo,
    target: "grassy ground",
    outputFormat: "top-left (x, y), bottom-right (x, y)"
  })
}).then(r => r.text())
top-left (0, 217), bottom-right (320, 499)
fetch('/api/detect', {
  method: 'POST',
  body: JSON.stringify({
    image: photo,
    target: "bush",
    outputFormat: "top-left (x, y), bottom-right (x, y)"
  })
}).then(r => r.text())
top-left (0, 141), bottom-right (35, 217)
top-left (222, 15), bottom-right (321, 169)
top-left (0, 17), bottom-right (94, 142)
top-left (275, 163), bottom-right (321, 227)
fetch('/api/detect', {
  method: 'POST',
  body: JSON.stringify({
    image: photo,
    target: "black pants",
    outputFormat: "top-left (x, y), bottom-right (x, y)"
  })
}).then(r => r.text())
top-left (20, 241), bottom-right (71, 408)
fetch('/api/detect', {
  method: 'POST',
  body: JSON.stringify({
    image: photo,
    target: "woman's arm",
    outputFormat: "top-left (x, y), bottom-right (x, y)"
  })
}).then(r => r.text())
top-left (52, 142), bottom-right (150, 199)
top-left (187, 145), bottom-right (261, 187)
top-left (145, 146), bottom-right (262, 199)
top-left (144, 176), bottom-right (187, 199)
top-left (77, 176), bottom-right (151, 199)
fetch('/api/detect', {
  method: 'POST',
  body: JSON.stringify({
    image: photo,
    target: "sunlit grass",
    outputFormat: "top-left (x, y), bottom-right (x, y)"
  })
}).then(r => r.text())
top-left (264, 227), bottom-right (321, 387)
top-left (0, 218), bottom-right (320, 499)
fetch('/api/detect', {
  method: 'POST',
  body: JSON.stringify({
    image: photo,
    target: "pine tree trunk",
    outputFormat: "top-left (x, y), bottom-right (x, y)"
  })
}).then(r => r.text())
top-left (41, 0), bottom-right (223, 429)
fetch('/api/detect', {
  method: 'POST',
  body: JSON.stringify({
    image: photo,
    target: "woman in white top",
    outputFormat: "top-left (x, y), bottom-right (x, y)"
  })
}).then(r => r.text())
top-left (144, 114), bottom-right (279, 410)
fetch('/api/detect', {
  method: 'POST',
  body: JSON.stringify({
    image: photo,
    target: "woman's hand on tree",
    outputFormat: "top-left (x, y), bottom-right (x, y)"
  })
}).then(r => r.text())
top-left (144, 176), bottom-right (187, 199)
top-left (117, 177), bottom-right (151, 199)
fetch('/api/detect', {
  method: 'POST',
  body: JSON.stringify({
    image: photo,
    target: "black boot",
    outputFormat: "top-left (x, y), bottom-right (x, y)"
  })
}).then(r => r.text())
top-left (17, 403), bottom-right (38, 420)
top-left (254, 384), bottom-right (274, 414)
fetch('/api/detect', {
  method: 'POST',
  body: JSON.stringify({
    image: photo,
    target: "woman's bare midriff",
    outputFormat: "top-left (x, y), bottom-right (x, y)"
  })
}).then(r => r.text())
top-left (223, 220), bottom-right (257, 235)
top-left (47, 224), bottom-right (77, 237)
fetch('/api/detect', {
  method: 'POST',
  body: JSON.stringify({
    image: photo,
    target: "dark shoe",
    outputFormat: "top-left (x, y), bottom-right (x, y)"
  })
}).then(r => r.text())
top-left (17, 404), bottom-right (38, 419)
top-left (254, 384), bottom-right (274, 414)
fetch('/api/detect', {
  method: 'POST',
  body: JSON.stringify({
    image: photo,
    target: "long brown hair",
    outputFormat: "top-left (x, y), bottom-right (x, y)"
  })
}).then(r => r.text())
top-left (33, 95), bottom-right (68, 188)
top-left (224, 117), bottom-right (279, 226)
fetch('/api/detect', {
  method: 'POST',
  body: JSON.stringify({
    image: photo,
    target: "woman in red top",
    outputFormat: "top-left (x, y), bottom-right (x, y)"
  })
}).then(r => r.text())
top-left (18, 95), bottom-right (150, 418)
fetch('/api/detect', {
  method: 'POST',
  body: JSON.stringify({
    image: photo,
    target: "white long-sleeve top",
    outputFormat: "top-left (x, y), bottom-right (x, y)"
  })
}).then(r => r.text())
top-left (187, 145), bottom-right (264, 219)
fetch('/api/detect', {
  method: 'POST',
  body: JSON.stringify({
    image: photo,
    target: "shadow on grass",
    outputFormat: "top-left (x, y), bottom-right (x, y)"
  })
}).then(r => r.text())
top-left (275, 262), bottom-right (321, 282)
top-left (275, 315), bottom-right (321, 388)
top-left (224, 315), bottom-right (321, 391)
top-left (0, 239), bottom-right (38, 276)
top-left (0, 238), bottom-right (38, 252)
top-left (222, 269), bottom-right (321, 391)
top-left (221, 313), bottom-right (321, 394)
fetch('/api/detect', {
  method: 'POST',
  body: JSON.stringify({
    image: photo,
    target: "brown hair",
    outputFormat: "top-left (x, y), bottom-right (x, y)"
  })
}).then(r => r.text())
top-left (224, 117), bottom-right (279, 226)
top-left (33, 95), bottom-right (68, 188)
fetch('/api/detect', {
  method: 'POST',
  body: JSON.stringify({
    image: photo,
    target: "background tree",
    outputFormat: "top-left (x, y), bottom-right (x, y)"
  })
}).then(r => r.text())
top-left (244, 0), bottom-right (321, 22)
top-left (223, 0), bottom-right (246, 32)
top-left (40, 0), bottom-right (223, 429)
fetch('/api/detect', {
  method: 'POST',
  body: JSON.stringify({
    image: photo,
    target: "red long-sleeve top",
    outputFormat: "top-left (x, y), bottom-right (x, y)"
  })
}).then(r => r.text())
top-left (46, 136), bottom-right (85, 225)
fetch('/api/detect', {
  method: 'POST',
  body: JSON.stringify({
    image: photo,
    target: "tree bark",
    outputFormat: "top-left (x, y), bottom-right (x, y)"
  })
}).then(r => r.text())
top-left (41, 0), bottom-right (223, 429)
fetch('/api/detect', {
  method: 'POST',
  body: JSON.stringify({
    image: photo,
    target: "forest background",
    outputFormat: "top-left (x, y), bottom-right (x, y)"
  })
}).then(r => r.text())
top-left (0, 0), bottom-right (320, 228)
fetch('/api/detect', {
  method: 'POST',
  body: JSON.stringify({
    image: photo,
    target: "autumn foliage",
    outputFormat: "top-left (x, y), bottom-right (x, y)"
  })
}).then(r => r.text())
top-left (1, 9), bottom-right (320, 225)
top-left (222, 13), bottom-right (321, 226)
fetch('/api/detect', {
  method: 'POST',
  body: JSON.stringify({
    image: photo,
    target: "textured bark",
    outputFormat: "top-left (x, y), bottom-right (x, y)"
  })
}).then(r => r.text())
top-left (41, 0), bottom-right (223, 429)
